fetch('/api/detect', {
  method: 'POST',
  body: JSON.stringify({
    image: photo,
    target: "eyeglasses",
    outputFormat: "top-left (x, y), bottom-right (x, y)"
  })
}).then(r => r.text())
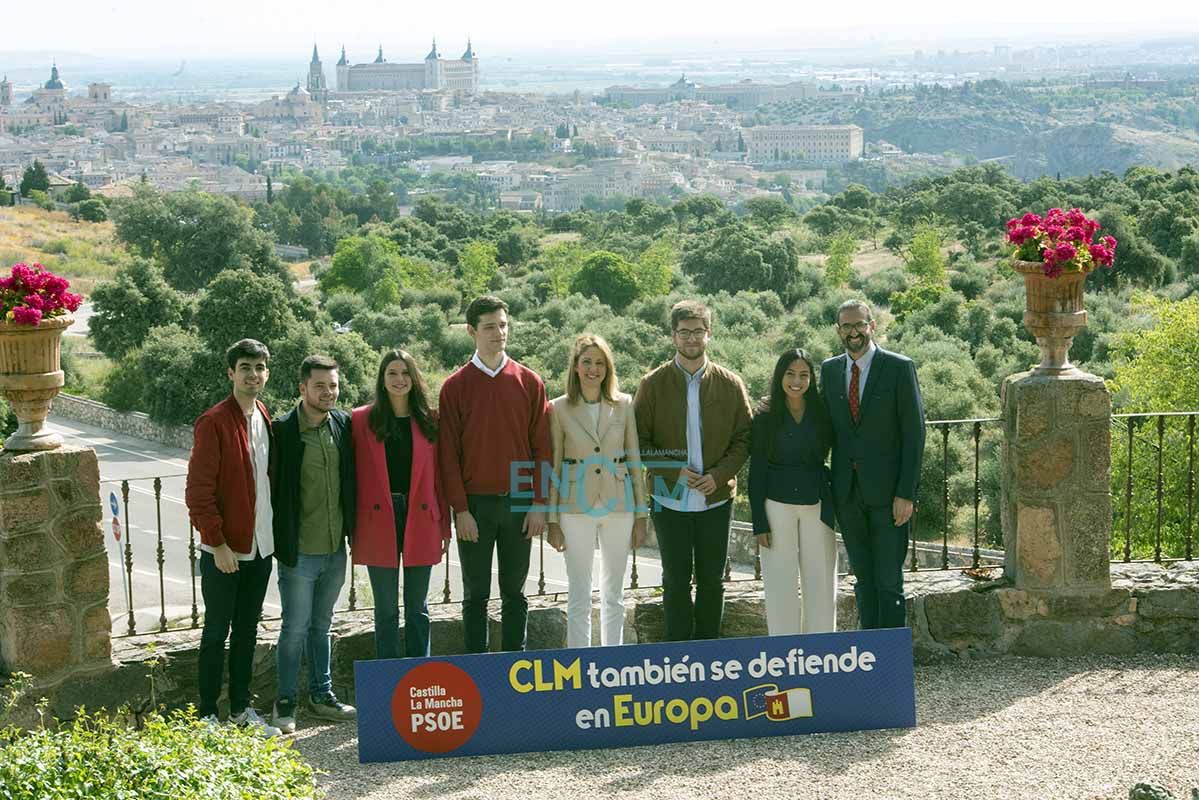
top-left (674, 327), bottom-right (709, 340)
top-left (837, 321), bottom-right (870, 334)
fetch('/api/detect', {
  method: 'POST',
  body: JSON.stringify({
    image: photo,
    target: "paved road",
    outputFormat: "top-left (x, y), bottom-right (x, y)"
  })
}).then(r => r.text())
top-left (44, 417), bottom-right (753, 637)
top-left (65, 302), bottom-right (94, 337)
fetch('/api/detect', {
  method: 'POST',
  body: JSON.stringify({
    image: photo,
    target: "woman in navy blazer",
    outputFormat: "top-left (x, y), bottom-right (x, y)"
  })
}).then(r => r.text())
top-left (749, 348), bottom-right (838, 635)
top-left (351, 349), bottom-right (450, 659)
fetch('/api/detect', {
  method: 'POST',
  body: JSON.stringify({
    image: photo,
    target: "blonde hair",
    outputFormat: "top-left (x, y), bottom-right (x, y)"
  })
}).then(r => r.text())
top-left (565, 333), bottom-right (619, 404)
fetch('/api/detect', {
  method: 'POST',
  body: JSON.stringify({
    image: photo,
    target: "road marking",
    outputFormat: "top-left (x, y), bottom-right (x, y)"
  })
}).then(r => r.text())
top-left (121, 483), bottom-right (187, 506)
top-left (109, 562), bottom-right (191, 586)
top-left (51, 428), bottom-right (189, 469)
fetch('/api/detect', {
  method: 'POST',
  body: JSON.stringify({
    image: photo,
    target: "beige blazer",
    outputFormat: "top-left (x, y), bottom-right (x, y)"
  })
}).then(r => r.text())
top-left (547, 393), bottom-right (648, 522)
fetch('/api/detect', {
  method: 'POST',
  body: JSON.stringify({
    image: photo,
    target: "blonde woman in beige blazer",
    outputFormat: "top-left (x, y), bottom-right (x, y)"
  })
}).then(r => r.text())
top-left (547, 334), bottom-right (648, 647)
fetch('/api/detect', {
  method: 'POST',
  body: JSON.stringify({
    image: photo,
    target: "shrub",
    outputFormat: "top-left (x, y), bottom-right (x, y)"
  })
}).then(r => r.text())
top-left (0, 707), bottom-right (319, 799)
top-left (323, 291), bottom-right (367, 326)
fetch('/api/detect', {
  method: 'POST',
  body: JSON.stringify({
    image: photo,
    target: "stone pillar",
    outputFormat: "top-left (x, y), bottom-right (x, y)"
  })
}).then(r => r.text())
top-left (0, 445), bottom-right (111, 680)
top-left (1001, 371), bottom-right (1111, 591)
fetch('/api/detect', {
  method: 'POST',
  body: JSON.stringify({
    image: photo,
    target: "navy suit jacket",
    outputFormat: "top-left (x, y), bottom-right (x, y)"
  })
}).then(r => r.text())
top-left (820, 347), bottom-right (926, 509)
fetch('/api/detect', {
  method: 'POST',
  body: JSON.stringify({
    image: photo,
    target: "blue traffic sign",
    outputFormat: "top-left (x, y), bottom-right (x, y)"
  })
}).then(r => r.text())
top-left (108, 491), bottom-right (119, 517)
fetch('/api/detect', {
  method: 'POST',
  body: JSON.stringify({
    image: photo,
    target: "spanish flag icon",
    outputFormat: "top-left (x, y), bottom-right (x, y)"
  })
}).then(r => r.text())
top-left (765, 688), bottom-right (813, 721)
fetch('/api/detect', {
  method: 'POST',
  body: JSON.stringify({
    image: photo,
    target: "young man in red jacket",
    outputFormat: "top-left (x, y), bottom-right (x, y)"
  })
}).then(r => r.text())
top-left (438, 296), bottom-right (551, 652)
top-left (185, 338), bottom-right (280, 736)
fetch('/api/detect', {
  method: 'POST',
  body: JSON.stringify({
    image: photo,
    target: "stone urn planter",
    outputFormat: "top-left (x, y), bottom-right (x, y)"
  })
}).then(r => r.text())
top-left (1012, 260), bottom-right (1087, 376)
top-left (0, 313), bottom-right (72, 451)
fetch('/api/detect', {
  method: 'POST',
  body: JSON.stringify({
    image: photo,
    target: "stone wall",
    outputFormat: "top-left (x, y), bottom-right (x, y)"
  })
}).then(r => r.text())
top-left (0, 446), bottom-right (110, 684)
top-left (51, 393), bottom-right (193, 451)
top-left (49, 561), bottom-right (1193, 721)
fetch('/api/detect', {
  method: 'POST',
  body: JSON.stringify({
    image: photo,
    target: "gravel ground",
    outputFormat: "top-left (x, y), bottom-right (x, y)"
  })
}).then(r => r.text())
top-left (291, 654), bottom-right (1199, 800)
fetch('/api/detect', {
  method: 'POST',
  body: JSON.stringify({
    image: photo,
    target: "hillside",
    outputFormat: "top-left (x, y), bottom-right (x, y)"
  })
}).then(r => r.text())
top-left (0, 206), bottom-right (121, 295)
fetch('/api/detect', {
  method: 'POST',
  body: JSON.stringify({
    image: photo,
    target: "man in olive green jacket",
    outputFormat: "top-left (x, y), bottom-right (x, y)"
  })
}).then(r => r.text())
top-left (633, 300), bottom-right (752, 640)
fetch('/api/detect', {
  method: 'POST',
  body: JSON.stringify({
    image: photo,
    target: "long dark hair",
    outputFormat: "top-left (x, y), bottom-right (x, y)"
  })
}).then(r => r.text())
top-left (368, 349), bottom-right (438, 443)
top-left (754, 349), bottom-right (830, 461)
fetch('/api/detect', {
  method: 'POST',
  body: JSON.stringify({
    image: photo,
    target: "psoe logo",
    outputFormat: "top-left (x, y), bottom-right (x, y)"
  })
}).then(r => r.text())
top-left (391, 662), bottom-right (483, 753)
top-left (742, 683), bottom-right (813, 722)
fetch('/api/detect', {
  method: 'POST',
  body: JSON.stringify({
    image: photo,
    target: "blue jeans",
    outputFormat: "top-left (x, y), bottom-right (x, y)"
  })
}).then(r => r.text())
top-left (276, 546), bottom-right (347, 702)
top-left (367, 565), bottom-right (433, 658)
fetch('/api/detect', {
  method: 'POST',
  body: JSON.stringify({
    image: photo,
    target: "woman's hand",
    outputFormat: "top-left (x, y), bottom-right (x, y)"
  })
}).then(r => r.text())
top-left (631, 517), bottom-right (648, 549)
top-left (547, 522), bottom-right (566, 552)
top-left (757, 532), bottom-right (771, 549)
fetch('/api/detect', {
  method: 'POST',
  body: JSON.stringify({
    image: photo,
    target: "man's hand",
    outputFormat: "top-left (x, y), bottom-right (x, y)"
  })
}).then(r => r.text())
top-left (757, 532), bottom-right (772, 549)
top-left (682, 468), bottom-right (718, 496)
top-left (523, 508), bottom-right (547, 540)
top-left (547, 522), bottom-right (565, 552)
top-left (631, 517), bottom-right (648, 549)
top-left (213, 543), bottom-right (239, 574)
top-left (455, 510), bottom-right (479, 542)
top-left (442, 538), bottom-right (451, 555)
top-left (893, 497), bottom-right (914, 527)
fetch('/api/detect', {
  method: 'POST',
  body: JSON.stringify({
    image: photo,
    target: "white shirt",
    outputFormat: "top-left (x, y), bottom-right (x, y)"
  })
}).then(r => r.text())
top-left (584, 400), bottom-right (601, 435)
top-left (246, 405), bottom-right (274, 560)
top-left (844, 341), bottom-right (878, 404)
top-left (471, 351), bottom-right (510, 378)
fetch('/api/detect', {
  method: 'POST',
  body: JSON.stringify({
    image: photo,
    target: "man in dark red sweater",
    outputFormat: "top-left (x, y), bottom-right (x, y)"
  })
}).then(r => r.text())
top-left (439, 296), bottom-right (551, 652)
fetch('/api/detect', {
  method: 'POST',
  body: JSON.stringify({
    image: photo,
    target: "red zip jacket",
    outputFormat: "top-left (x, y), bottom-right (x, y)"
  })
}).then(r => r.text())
top-left (185, 395), bottom-right (272, 554)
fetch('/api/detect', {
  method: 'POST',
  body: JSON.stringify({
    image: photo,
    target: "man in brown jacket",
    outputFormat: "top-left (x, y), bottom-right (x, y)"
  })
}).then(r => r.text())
top-left (633, 300), bottom-right (752, 640)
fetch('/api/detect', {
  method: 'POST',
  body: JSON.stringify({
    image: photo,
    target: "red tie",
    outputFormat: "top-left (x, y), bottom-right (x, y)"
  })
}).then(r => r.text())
top-left (849, 362), bottom-right (861, 424)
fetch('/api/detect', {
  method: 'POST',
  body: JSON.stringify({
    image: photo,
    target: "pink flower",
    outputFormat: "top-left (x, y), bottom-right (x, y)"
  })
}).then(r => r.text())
top-left (22, 293), bottom-right (44, 310)
top-left (1055, 242), bottom-right (1077, 263)
top-left (1021, 212), bottom-right (1042, 226)
top-left (1102, 235), bottom-right (1118, 250)
top-left (1065, 226), bottom-right (1085, 242)
top-left (11, 306), bottom-right (42, 325)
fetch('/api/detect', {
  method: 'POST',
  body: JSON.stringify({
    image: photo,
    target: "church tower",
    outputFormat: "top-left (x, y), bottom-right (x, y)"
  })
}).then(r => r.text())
top-left (424, 38), bottom-right (441, 90)
top-left (0, 75), bottom-right (11, 107)
top-left (461, 38), bottom-right (479, 94)
top-left (335, 45), bottom-right (349, 92)
top-left (307, 43), bottom-right (328, 104)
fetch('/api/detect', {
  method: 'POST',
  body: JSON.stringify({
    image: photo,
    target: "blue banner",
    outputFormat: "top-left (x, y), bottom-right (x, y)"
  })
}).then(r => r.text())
top-left (355, 629), bottom-right (915, 762)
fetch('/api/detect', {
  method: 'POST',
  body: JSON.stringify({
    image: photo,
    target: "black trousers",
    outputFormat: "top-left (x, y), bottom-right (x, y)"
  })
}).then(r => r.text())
top-left (197, 550), bottom-right (272, 718)
top-left (457, 494), bottom-right (531, 653)
top-left (835, 473), bottom-right (909, 629)
top-left (651, 503), bottom-right (733, 641)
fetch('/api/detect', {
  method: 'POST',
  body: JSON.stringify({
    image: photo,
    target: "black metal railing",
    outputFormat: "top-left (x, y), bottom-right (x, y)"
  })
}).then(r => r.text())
top-left (1113, 411), bottom-right (1198, 565)
top-left (97, 412), bottom-right (1194, 637)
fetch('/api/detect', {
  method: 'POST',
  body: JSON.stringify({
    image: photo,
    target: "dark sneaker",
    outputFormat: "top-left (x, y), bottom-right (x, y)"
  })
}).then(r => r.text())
top-left (273, 697), bottom-right (297, 734)
top-left (307, 693), bottom-right (356, 722)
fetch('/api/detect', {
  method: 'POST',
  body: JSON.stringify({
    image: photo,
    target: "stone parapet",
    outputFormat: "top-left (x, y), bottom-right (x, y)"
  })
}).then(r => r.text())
top-left (43, 562), bottom-right (1191, 722)
top-left (51, 394), bottom-right (193, 451)
top-left (0, 445), bottom-right (111, 683)
top-left (1001, 370), bottom-right (1112, 591)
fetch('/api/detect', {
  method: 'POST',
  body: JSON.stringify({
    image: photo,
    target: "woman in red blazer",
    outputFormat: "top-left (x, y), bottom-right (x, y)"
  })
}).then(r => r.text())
top-left (352, 349), bottom-right (450, 658)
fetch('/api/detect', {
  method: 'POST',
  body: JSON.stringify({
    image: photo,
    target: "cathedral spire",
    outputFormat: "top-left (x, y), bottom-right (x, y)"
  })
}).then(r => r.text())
top-left (337, 45), bottom-right (347, 66)
top-left (462, 37), bottom-right (474, 60)
top-left (311, 43), bottom-right (320, 64)
top-left (426, 38), bottom-right (439, 60)
top-left (374, 44), bottom-right (384, 63)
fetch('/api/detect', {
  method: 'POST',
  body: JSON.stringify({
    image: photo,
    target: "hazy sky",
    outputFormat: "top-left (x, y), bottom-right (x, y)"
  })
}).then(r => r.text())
top-left (6, 0), bottom-right (1199, 58)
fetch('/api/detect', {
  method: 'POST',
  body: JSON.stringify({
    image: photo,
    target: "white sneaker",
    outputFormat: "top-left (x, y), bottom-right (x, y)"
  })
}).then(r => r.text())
top-left (272, 698), bottom-right (297, 735)
top-left (230, 707), bottom-right (282, 738)
top-left (201, 714), bottom-right (222, 732)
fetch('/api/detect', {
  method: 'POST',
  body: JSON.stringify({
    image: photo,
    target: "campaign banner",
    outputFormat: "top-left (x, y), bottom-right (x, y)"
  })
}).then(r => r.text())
top-left (355, 629), bottom-right (915, 762)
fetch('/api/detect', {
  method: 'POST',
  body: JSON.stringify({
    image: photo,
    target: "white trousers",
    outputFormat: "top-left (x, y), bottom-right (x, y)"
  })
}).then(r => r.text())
top-left (762, 499), bottom-right (838, 635)
top-left (560, 512), bottom-right (634, 647)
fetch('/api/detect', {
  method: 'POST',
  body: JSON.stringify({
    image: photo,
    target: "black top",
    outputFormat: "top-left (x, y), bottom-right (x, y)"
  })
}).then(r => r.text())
top-left (384, 415), bottom-right (413, 495)
top-left (748, 408), bottom-right (836, 534)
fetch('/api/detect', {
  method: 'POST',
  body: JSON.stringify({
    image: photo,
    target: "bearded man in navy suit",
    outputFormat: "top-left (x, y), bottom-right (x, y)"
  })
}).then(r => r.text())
top-left (820, 299), bottom-right (925, 629)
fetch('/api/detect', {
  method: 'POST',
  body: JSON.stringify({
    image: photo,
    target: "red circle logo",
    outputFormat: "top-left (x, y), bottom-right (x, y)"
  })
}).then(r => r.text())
top-left (391, 662), bottom-right (483, 753)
